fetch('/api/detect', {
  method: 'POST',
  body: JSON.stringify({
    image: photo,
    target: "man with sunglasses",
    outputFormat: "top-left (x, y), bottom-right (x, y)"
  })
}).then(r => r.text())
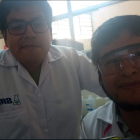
top-left (80, 15), bottom-right (140, 139)
top-left (0, 0), bottom-right (105, 139)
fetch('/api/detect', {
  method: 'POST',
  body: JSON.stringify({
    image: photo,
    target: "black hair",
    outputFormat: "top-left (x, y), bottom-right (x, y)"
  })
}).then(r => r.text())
top-left (91, 15), bottom-right (140, 67)
top-left (0, 0), bottom-right (52, 33)
top-left (91, 15), bottom-right (140, 96)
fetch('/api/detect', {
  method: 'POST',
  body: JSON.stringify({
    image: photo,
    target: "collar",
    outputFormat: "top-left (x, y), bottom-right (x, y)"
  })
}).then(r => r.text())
top-left (0, 45), bottom-right (63, 67)
top-left (97, 101), bottom-right (115, 124)
top-left (48, 45), bottom-right (63, 62)
top-left (0, 49), bottom-right (18, 67)
top-left (115, 106), bottom-right (132, 137)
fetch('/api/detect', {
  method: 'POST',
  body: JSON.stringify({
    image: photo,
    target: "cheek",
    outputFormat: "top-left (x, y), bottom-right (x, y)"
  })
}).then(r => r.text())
top-left (5, 33), bottom-right (20, 49)
top-left (38, 32), bottom-right (51, 52)
top-left (102, 75), bottom-right (117, 94)
top-left (41, 31), bottom-right (51, 44)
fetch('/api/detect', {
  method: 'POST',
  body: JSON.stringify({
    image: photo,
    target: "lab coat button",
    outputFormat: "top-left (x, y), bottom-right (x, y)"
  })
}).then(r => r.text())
top-left (44, 129), bottom-right (48, 133)
top-left (38, 94), bottom-right (42, 98)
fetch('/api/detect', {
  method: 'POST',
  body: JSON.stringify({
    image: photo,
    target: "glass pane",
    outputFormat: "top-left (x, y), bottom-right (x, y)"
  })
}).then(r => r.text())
top-left (52, 18), bottom-right (71, 40)
top-left (48, 1), bottom-right (68, 16)
top-left (73, 13), bottom-right (93, 50)
top-left (71, 1), bottom-right (109, 11)
top-left (80, 27), bottom-right (92, 31)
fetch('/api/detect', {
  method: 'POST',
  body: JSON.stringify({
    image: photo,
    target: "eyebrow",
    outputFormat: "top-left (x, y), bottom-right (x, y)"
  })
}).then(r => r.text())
top-left (8, 15), bottom-right (46, 23)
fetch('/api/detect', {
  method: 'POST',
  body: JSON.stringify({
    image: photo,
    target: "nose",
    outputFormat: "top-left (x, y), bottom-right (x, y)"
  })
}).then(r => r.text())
top-left (23, 25), bottom-right (36, 39)
top-left (120, 58), bottom-right (138, 77)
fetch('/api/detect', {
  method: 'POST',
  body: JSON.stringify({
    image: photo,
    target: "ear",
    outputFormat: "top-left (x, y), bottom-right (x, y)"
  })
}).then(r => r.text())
top-left (1, 31), bottom-right (6, 40)
top-left (49, 27), bottom-right (52, 41)
top-left (98, 70), bottom-right (107, 93)
top-left (98, 70), bottom-right (111, 98)
top-left (1, 31), bottom-right (8, 48)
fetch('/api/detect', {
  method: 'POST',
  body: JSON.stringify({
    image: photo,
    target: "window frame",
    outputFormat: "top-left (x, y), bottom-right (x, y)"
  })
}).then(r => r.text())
top-left (52, 1), bottom-right (126, 41)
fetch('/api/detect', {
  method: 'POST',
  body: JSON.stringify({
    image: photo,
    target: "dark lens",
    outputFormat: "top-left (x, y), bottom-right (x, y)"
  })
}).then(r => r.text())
top-left (8, 22), bottom-right (26, 35)
top-left (31, 20), bottom-right (48, 32)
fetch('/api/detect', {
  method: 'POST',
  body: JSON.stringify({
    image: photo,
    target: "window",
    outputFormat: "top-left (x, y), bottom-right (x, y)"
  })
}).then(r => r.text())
top-left (52, 18), bottom-right (71, 39)
top-left (73, 13), bottom-right (92, 39)
top-left (73, 13), bottom-right (93, 50)
top-left (70, 1), bottom-right (109, 11)
top-left (48, 1), bottom-right (68, 16)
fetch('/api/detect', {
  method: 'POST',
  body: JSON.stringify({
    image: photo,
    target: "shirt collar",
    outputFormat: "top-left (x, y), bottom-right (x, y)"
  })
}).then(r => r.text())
top-left (0, 49), bottom-right (18, 67)
top-left (115, 106), bottom-right (132, 137)
top-left (96, 101), bottom-right (133, 138)
top-left (97, 101), bottom-right (115, 124)
top-left (48, 45), bottom-right (63, 62)
top-left (0, 45), bottom-right (63, 67)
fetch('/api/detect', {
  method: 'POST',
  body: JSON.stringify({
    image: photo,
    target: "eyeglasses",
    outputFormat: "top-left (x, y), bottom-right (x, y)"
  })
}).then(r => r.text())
top-left (6, 20), bottom-right (49, 35)
top-left (97, 43), bottom-right (140, 76)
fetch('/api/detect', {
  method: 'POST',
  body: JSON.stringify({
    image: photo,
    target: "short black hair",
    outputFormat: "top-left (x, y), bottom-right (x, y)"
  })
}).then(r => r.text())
top-left (91, 15), bottom-right (140, 67)
top-left (0, 0), bottom-right (52, 33)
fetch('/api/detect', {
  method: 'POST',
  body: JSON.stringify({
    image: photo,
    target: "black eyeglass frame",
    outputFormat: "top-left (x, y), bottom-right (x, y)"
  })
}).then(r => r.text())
top-left (5, 19), bottom-right (49, 35)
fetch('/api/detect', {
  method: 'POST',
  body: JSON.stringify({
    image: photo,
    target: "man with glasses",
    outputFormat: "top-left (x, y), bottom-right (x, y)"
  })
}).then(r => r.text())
top-left (0, 0), bottom-right (105, 139)
top-left (80, 15), bottom-right (140, 139)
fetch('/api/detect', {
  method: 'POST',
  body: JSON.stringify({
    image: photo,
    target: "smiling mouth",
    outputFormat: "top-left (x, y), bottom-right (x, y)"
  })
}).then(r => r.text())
top-left (120, 81), bottom-right (140, 89)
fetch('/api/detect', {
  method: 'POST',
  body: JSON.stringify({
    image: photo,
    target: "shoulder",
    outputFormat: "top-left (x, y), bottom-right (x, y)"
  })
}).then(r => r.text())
top-left (50, 45), bottom-right (86, 58)
top-left (82, 101), bottom-right (114, 137)
top-left (0, 49), bottom-right (6, 59)
top-left (50, 45), bottom-right (91, 67)
top-left (83, 101), bottom-right (114, 125)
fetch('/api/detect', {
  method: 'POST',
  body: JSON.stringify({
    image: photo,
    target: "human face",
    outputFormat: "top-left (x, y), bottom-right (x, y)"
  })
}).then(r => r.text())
top-left (3, 5), bottom-right (52, 71)
top-left (99, 31), bottom-right (140, 110)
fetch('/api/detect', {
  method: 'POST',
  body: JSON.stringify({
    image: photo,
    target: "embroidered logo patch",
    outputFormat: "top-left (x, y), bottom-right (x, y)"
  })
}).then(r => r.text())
top-left (0, 94), bottom-right (21, 105)
top-left (0, 98), bottom-right (12, 105)
top-left (13, 94), bottom-right (21, 105)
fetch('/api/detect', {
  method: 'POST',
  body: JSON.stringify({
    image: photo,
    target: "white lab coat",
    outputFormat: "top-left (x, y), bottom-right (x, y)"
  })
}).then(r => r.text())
top-left (80, 101), bottom-right (125, 139)
top-left (0, 45), bottom-right (105, 139)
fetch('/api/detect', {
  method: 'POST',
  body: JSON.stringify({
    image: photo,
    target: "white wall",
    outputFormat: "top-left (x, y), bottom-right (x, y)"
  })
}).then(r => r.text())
top-left (92, 1), bottom-right (140, 31)
top-left (81, 90), bottom-right (97, 99)
top-left (0, 39), bottom-right (5, 50)
top-left (80, 1), bottom-right (140, 50)
top-left (77, 39), bottom-right (91, 50)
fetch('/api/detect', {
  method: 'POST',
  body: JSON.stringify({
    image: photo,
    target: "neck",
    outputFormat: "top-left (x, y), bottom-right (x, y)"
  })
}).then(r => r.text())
top-left (119, 108), bottom-right (140, 134)
top-left (21, 61), bottom-right (42, 72)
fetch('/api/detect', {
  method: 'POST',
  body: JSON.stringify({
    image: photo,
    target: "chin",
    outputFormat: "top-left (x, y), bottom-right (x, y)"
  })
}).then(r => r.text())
top-left (115, 101), bottom-right (140, 111)
top-left (106, 91), bottom-right (140, 111)
top-left (111, 96), bottom-right (140, 111)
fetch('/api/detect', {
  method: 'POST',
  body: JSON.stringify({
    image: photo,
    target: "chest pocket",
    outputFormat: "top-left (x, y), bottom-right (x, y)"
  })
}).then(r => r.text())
top-left (0, 108), bottom-right (30, 139)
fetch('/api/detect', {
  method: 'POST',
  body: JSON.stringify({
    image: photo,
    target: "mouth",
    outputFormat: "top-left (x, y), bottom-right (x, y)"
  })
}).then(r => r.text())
top-left (21, 44), bottom-right (40, 49)
top-left (119, 81), bottom-right (140, 89)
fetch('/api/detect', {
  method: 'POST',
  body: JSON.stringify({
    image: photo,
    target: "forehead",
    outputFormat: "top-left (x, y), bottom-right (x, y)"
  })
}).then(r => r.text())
top-left (99, 31), bottom-right (140, 57)
top-left (6, 5), bottom-right (46, 22)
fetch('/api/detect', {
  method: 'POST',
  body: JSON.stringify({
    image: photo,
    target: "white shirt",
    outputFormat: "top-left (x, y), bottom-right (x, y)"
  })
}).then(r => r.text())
top-left (0, 45), bottom-right (105, 139)
top-left (80, 101), bottom-right (124, 139)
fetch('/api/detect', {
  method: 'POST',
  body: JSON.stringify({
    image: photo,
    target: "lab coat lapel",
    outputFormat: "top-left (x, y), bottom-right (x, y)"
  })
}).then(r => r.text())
top-left (111, 115), bottom-right (124, 138)
top-left (18, 62), bottom-right (39, 89)
top-left (97, 101), bottom-right (124, 138)
top-left (38, 58), bottom-right (50, 87)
